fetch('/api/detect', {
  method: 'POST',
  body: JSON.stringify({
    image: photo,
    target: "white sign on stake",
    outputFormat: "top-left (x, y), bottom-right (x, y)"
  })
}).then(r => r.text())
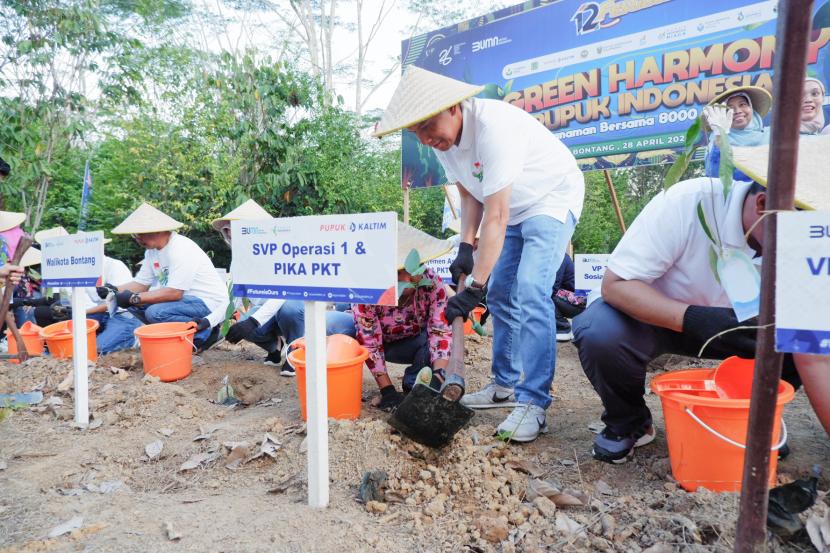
top-left (775, 212), bottom-right (830, 355)
top-left (425, 244), bottom-right (458, 283)
top-left (41, 231), bottom-right (104, 426)
top-left (231, 212), bottom-right (397, 508)
top-left (574, 253), bottom-right (610, 296)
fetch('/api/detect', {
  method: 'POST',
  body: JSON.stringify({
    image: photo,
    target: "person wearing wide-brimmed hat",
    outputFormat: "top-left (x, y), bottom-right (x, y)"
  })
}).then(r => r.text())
top-left (205, 200), bottom-right (293, 373)
top-left (573, 138), bottom-right (830, 463)
top-left (100, 202), bottom-right (229, 352)
top-left (702, 85), bottom-right (771, 180)
top-left (0, 210), bottom-right (26, 299)
top-left (351, 222), bottom-right (454, 411)
top-left (375, 66), bottom-right (584, 439)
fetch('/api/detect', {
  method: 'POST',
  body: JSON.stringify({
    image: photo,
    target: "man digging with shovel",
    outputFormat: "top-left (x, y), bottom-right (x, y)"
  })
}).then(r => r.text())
top-left (375, 66), bottom-right (584, 442)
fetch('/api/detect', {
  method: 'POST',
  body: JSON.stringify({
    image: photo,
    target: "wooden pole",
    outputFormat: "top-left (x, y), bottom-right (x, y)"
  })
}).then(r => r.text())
top-left (443, 184), bottom-right (459, 219)
top-left (734, 2), bottom-right (813, 550)
top-left (602, 170), bottom-right (626, 234)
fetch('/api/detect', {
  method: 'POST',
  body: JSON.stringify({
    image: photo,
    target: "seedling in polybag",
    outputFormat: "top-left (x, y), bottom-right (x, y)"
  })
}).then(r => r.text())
top-left (397, 248), bottom-right (435, 298)
top-left (217, 375), bottom-right (239, 406)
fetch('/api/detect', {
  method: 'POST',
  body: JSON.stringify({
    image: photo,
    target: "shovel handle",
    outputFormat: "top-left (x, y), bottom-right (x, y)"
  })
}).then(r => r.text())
top-left (443, 274), bottom-right (467, 401)
top-left (1, 237), bottom-right (33, 360)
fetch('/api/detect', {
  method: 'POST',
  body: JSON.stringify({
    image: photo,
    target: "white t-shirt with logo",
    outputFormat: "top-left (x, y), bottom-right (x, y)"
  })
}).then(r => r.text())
top-left (134, 233), bottom-right (228, 313)
top-left (606, 178), bottom-right (758, 307)
top-left (435, 98), bottom-right (584, 225)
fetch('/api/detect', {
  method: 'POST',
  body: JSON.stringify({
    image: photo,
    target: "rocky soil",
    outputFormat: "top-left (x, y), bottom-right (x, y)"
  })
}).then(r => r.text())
top-left (1, 332), bottom-right (828, 552)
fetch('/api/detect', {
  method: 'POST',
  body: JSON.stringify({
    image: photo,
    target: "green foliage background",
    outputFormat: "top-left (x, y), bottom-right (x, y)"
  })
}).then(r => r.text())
top-left (0, 0), bottom-right (701, 273)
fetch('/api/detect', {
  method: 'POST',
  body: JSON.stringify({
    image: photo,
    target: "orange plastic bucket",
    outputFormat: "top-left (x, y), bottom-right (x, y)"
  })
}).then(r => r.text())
top-left (650, 359), bottom-right (794, 492)
top-left (5, 321), bottom-right (44, 363)
top-left (134, 322), bottom-right (197, 382)
top-left (288, 334), bottom-right (369, 420)
top-left (463, 306), bottom-right (486, 335)
top-left (40, 320), bottom-right (99, 362)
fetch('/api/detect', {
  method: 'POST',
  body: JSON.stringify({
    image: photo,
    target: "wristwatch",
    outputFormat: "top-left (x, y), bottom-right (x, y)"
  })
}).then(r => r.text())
top-left (464, 274), bottom-right (487, 291)
top-left (129, 293), bottom-right (142, 306)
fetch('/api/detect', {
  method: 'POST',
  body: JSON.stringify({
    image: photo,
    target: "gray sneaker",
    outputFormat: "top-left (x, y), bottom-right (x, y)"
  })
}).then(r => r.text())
top-left (460, 382), bottom-right (519, 409)
top-left (496, 404), bottom-right (549, 443)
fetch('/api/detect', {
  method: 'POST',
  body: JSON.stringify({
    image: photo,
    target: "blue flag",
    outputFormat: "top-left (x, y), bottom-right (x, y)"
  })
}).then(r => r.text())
top-left (78, 159), bottom-right (92, 231)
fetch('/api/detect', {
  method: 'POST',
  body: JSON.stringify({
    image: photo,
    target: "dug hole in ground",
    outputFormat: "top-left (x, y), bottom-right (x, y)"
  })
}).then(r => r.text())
top-left (0, 323), bottom-right (828, 553)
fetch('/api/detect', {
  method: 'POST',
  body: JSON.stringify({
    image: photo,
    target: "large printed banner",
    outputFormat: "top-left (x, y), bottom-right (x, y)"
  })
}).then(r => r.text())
top-left (230, 213), bottom-right (398, 305)
top-left (402, 0), bottom-right (830, 187)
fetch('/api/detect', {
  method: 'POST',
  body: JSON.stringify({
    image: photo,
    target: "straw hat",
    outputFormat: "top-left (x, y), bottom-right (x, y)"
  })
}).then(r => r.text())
top-left (0, 210), bottom-right (25, 232)
top-left (34, 226), bottom-right (68, 243)
top-left (373, 66), bottom-right (485, 138)
top-left (111, 202), bottom-right (183, 234)
top-left (19, 247), bottom-right (41, 268)
top-left (703, 86), bottom-right (772, 132)
top-left (398, 222), bottom-right (453, 270)
top-left (211, 199), bottom-right (272, 231)
top-left (732, 134), bottom-right (830, 211)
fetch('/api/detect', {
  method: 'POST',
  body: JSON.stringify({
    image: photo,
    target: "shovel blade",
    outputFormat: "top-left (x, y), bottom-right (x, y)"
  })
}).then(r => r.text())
top-left (387, 385), bottom-right (474, 448)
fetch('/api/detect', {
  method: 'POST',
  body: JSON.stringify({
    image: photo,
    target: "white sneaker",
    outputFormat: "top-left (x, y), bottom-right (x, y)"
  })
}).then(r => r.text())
top-left (556, 330), bottom-right (573, 342)
top-left (496, 404), bottom-right (549, 443)
top-left (460, 382), bottom-right (519, 409)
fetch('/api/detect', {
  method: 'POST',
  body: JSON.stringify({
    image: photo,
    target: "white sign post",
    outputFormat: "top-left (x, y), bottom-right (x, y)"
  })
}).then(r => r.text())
top-left (41, 231), bottom-right (104, 426)
top-left (231, 212), bottom-right (397, 507)
top-left (775, 212), bottom-right (830, 355)
top-left (574, 253), bottom-right (610, 296)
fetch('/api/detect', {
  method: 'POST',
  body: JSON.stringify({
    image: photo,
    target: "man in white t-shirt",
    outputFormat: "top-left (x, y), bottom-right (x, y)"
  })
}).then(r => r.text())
top-left (375, 66), bottom-right (585, 442)
top-left (100, 202), bottom-right (229, 352)
top-left (573, 175), bottom-right (830, 463)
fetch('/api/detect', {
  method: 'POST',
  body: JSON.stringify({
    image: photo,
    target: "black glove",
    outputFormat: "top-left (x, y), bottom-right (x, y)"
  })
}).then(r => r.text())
top-left (449, 242), bottom-right (474, 284)
top-left (192, 318), bottom-right (211, 332)
top-left (445, 286), bottom-right (487, 323)
top-left (116, 290), bottom-right (139, 308)
top-left (225, 317), bottom-right (259, 344)
top-left (96, 283), bottom-right (119, 300)
top-left (14, 295), bottom-right (58, 308)
top-left (682, 305), bottom-right (757, 358)
top-left (50, 303), bottom-right (72, 321)
top-left (377, 385), bottom-right (404, 412)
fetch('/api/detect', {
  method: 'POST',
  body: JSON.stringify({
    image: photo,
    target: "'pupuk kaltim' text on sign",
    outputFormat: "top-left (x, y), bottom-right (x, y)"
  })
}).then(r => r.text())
top-left (231, 212), bottom-right (397, 305)
top-left (775, 212), bottom-right (830, 356)
top-left (41, 231), bottom-right (104, 288)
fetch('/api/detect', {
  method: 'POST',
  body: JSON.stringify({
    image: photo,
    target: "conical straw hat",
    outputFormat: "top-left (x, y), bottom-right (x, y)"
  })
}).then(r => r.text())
top-left (111, 202), bottom-right (183, 234)
top-left (373, 66), bottom-right (484, 138)
top-left (732, 134), bottom-right (830, 211)
top-left (398, 222), bottom-right (452, 270)
top-left (34, 226), bottom-right (68, 244)
top-left (0, 210), bottom-right (25, 232)
top-left (703, 86), bottom-right (772, 132)
top-left (211, 199), bottom-right (272, 231)
top-left (20, 247), bottom-right (41, 268)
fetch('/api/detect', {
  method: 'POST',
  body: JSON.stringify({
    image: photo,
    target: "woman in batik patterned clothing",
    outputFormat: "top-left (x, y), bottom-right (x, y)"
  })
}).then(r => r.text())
top-left (352, 224), bottom-right (454, 412)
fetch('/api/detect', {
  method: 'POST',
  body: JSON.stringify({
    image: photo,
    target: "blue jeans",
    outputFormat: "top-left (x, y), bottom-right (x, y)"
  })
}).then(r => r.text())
top-left (488, 213), bottom-right (576, 408)
top-left (130, 295), bottom-right (212, 342)
top-left (275, 301), bottom-right (356, 344)
top-left (97, 312), bottom-right (142, 354)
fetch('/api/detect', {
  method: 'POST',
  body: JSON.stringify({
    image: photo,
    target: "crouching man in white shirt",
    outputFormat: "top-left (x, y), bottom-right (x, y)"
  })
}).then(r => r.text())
top-left (574, 175), bottom-right (830, 464)
top-left (98, 203), bottom-right (229, 353)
